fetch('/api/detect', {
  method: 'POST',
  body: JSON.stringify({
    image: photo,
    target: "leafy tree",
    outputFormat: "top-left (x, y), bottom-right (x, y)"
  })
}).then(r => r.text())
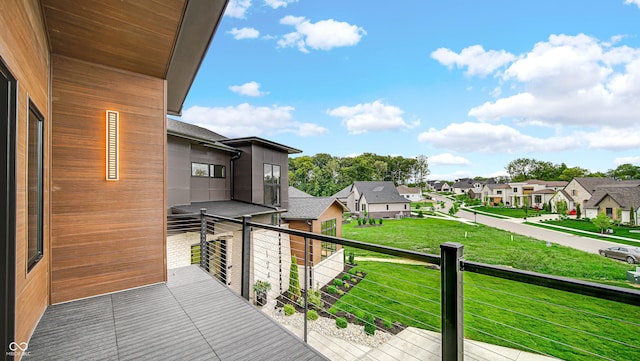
top-left (575, 203), bottom-right (581, 220)
top-left (522, 197), bottom-right (530, 218)
top-left (558, 167), bottom-right (590, 181)
top-left (607, 163), bottom-right (640, 180)
top-left (592, 212), bottom-right (612, 234)
top-left (555, 200), bottom-right (568, 218)
top-left (630, 205), bottom-right (636, 227)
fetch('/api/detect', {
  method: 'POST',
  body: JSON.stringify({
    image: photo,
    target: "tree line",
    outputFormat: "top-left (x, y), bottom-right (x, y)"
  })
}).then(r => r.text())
top-left (288, 153), bottom-right (429, 196)
top-left (505, 158), bottom-right (640, 182)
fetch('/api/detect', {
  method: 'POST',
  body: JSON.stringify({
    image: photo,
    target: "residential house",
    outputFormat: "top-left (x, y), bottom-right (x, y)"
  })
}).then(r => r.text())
top-left (557, 177), bottom-right (616, 212)
top-left (397, 185), bottom-right (423, 201)
top-left (481, 183), bottom-right (510, 206)
top-left (427, 180), bottom-right (451, 192)
top-left (282, 187), bottom-right (348, 289)
top-left (585, 182), bottom-right (640, 223)
top-left (451, 179), bottom-right (475, 195)
top-left (166, 118), bottom-right (302, 298)
top-left (334, 181), bottom-right (411, 218)
top-left (1, 0), bottom-right (227, 351)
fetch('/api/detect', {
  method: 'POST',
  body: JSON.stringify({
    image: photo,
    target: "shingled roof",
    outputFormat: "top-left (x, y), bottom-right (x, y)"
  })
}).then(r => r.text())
top-left (354, 181), bottom-right (410, 204)
top-left (585, 184), bottom-right (640, 210)
top-left (574, 177), bottom-right (616, 194)
top-left (281, 197), bottom-right (347, 220)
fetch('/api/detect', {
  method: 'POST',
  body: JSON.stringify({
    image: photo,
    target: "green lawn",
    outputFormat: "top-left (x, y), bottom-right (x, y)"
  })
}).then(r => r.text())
top-left (410, 201), bottom-right (434, 209)
top-left (343, 218), bottom-right (634, 287)
top-left (472, 206), bottom-right (551, 219)
top-left (332, 261), bottom-right (639, 361)
top-left (335, 218), bottom-right (640, 360)
top-left (533, 219), bottom-right (640, 241)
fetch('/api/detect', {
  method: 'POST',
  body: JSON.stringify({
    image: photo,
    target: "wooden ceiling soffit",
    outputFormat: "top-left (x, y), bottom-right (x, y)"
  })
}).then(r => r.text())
top-left (42, 0), bottom-right (187, 78)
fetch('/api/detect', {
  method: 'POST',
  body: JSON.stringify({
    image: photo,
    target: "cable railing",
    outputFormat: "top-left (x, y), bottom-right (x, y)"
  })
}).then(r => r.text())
top-left (167, 210), bottom-right (640, 361)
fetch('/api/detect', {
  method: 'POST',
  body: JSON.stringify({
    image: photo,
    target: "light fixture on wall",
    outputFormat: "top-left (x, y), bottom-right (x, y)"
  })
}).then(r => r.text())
top-left (106, 110), bottom-right (119, 181)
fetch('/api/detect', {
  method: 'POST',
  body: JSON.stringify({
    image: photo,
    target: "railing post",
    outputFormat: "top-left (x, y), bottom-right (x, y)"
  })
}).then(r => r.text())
top-left (200, 209), bottom-right (209, 272)
top-left (441, 242), bottom-right (464, 361)
top-left (241, 215), bottom-right (251, 301)
top-left (303, 235), bottom-right (309, 343)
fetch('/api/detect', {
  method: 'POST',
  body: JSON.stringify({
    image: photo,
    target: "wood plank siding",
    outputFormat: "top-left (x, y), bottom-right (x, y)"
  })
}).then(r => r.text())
top-left (0, 0), bottom-right (51, 346)
top-left (50, 55), bottom-right (167, 303)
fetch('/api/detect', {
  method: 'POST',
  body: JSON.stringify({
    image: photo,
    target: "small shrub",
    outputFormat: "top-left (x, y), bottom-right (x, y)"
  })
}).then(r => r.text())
top-left (327, 285), bottom-right (338, 294)
top-left (328, 307), bottom-right (337, 315)
top-left (356, 272), bottom-right (364, 278)
top-left (348, 252), bottom-right (355, 265)
top-left (348, 268), bottom-right (357, 275)
top-left (344, 283), bottom-right (350, 289)
top-left (308, 289), bottom-right (323, 310)
top-left (378, 218), bottom-right (383, 225)
top-left (417, 210), bottom-right (424, 218)
top-left (283, 304), bottom-right (295, 316)
top-left (342, 274), bottom-right (351, 281)
top-left (337, 289), bottom-right (344, 296)
top-left (364, 314), bottom-right (376, 335)
top-left (369, 217), bottom-right (375, 225)
top-left (383, 319), bottom-right (393, 329)
top-left (333, 279), bottom-right (344, 287)
top-left (307, 309), bottom-right (319, 321)
top-left (336, 317), bottom-right (348, 329)
top-left (351, 277), bottom-right (357, 283)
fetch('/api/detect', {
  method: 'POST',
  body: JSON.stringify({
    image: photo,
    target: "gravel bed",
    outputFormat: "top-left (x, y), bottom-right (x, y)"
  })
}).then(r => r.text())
top-left (266, 308), bottom-right (394, 348)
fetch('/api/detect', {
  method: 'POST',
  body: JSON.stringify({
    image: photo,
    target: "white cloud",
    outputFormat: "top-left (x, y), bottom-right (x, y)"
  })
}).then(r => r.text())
top-left (181, 104), bottom-right (327, 138)
top-left (464, 34), bottom-right (640, 127)
top-left (327, 100), bottom-right (419, 134)
top-left (614, 155), bottom-right (640, 165)
top-left (227, 27), bottom-right (260, 40)
top-left (265, 0), bottom-right (297, 8)
top-left (431, 45), bottom-right (516, 76)
top-left (625, 0), bottom-right (640, 9)
top-left (583, 127), bottom-right (640, 150)
top-left (429, 153), bottom-right (471, 166)
top-left (229, 81), bottom-right (268, 97)
top-left (417, 122), bottom-right (581, 153)
top-left (277, 16), bottom-right (366, 53)
top-left (225, 0), bottom-right (251, 18)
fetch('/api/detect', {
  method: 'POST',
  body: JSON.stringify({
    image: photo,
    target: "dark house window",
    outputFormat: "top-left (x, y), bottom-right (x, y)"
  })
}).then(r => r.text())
top-left (264, 163), bottom-right (281, 206)
top-left (191, 162), bottom-right (209, 177)
top-left (210, 164), bottom-right (225, 178)
top-left (606, 208), bottom-right (613, 218)
top-left (320, 219), bottom-right (337, 260)
top-left (28, 101), bottom-right (44, 271)
top-left (534, 195), bottom-right (542, 204)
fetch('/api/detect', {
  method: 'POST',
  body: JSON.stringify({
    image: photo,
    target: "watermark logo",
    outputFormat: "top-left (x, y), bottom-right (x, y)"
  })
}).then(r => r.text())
top-left (6, 342), bottom-right (31, 357)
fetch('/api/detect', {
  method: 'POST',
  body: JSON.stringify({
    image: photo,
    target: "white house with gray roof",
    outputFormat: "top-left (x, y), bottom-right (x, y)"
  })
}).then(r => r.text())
top-left (334, 181), bottom-right (411, 218)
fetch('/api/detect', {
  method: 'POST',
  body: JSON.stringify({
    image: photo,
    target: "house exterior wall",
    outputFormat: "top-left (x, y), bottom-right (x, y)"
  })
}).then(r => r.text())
top-left (50, 55), bottom-right (166, 304)
top-left (232, 144), bottom-right (290, 209)
top-left (1, 0), bottom-right (51, 347)
top-left (598, 196), bottom-right (623, 220)
top-left (563, 179), bottom-right (590, 209)
top-left (251, 228), bottom-right (292, 304)
top-left (166, 137), bottom-right (233, 208)
top-left (362, 198), bottom-right (410, 218)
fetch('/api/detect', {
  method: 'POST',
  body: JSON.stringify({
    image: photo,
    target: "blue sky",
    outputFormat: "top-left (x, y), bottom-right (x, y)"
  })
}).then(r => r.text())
top-left (180, 0), bottom-right (640, 180)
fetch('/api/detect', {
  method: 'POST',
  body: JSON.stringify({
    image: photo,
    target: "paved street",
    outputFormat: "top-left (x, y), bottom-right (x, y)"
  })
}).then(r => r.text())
top-left (429, 194), bottom-right (630, 255)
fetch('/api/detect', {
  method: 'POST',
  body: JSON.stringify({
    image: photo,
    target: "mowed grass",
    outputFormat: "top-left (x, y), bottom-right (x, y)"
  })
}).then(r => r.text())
top-left (536, 219), bottom-right (640, 241)
top-left (337, 218), bottom-right (640, 360)
top-left (472, 206), bottom-right (551, 218)
top-left (343, 218), bottom-right (634, 287)
top-left (332, 261), bottom-right (640, 361)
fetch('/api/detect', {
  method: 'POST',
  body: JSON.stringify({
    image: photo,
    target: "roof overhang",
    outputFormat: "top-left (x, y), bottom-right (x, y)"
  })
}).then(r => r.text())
top-left (42, 0), bottom-right (228, 116)
top-left (221, 137), bottom-right (303, 154)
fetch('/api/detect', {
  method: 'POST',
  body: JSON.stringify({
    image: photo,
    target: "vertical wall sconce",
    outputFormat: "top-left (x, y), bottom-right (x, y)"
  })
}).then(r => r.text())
top-left (106, 110), bottom-right (119, 181)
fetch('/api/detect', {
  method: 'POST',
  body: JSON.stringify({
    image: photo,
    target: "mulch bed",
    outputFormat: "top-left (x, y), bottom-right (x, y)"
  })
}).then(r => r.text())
top-left (275, 264), bottom-right (407, 335)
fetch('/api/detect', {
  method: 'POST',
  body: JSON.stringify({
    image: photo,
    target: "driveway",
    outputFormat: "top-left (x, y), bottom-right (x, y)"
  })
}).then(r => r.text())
top-left (427, 193), bottom-right (626, 255)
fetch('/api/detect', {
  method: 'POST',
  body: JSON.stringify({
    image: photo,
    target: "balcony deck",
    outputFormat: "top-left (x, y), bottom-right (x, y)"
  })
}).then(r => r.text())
top-left (27, 266), bottom-right (327, 361)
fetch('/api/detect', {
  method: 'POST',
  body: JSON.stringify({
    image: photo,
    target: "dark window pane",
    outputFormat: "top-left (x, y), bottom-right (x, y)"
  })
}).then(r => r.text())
top-left (28, 102), bottom-right (44, 271)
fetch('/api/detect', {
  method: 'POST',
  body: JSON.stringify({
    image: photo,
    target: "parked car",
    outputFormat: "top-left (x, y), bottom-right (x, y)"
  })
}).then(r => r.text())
top-left (598, 246), bottom-right (640, 264)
